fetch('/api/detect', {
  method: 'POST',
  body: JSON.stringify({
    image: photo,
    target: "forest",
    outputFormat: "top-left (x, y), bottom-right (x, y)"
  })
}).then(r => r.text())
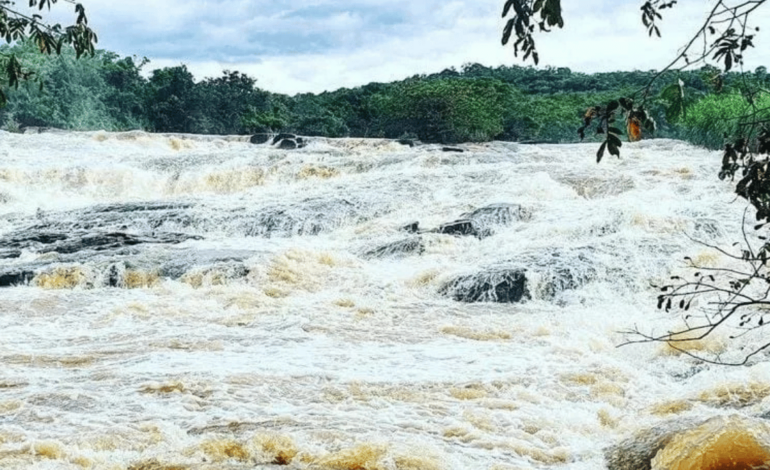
top-left (1, 41), bottom-right (768, 149)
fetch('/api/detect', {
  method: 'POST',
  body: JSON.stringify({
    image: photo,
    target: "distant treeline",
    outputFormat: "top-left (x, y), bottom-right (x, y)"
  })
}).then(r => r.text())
top-left (1, 41), bottom-right (768, 147)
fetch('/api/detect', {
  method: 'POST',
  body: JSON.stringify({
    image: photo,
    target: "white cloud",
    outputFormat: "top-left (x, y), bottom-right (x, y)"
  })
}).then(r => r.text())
top-left (33, 0), bottom-right (770, 94)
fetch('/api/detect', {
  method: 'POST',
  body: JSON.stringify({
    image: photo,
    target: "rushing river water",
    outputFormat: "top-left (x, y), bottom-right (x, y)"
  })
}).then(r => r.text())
top-left (1, 130), bottom-right (770, 470)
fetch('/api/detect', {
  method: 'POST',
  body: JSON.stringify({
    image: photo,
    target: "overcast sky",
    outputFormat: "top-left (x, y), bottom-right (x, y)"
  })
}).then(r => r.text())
top-left (44, 1), bottom-right (770, 94)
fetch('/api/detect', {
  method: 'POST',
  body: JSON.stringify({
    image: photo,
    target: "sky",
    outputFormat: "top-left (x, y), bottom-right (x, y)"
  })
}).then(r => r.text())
top-left (40, 0), bottom-right (770, 95)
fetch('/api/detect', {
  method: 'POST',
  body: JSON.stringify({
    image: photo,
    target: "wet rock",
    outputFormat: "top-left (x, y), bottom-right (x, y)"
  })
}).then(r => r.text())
top-left (0, 270), bottom-right (34, 287)
top-left (401, 221), bottom-right (419, 233)
top-left (363, 238), bottom-right (424, 259)
top-left (460, 203), bottom-right (531, 226)
top-left (240, 198), bottom-right (364, 238)
top-left (278, 139), bottom-right (298, 150)
top-left (442, 146), bottom-right (464, 153)
top-left (181, 262), bottom-right (250, 287)
top-left (0, 248), bottom-right (21, 259)
top-left (397, 137), bottom-right (421, 147)
top-left (439, 269), bottom-right (530, 303)
top-left (606, 415), bottom-right (770, 470)
top-left (438, 219), bottom-right (490, 238)
top-left (159, 250), bottom-right (255, 279)
top-left (272, 133), bottom-right (297, 145)
top-left (0, 230), bottom-right (201, 255)
top-left (605, 418), bottom-right (697, 470)
top-left (435, 203), bottom-right (530, 239)
top-left (534, 250), bottom-right (598, 301)
top-left (249, 133), bottom-right (271, 144)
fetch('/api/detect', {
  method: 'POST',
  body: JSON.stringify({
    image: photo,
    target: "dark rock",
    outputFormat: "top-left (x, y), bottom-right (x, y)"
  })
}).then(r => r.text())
top-left (107, 264), bottom-right (121, 287)
top-left (272, 133), bottom-right (297, 145)
top-left (364, 238), bottom-right (424, 259)
top-left (0, 229), bottom-right (201, 256)
top-left (249, 133), bottom-right (271, 144)
top-left (296, 137), bottom-right (306, 148)
top-left (0, 249), bottom-right (22, 259)
top-left (401, 221), bottom-right (419, 233)
top-left (442, 147), bottom-right (464, 153)
top-left (436, 203), bottom-right (530, 239)
top-left (277, 139), bottom-right (298, 150)
top-left (535, 251), bottom-right (597, 301)
top-left (159, 250), bottom-right (255, 279)
top-left (0, 270), bottom-right (34, 287)
top-left (398, 138), bottom-right (415, 147)
top-left (438, 219), bottom-right (486, 238)
top-left (240, 198), bottom-right (363, 238)
top-left (460, 203), bottom-right (531, 226)
top-left (439, 269), bottom-right (530, 303)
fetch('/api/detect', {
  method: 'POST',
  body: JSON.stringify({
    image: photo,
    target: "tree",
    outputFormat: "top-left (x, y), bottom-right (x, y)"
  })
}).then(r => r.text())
top-left (501, 0), bottom-right (770, 365)
top-left (145, 65), bottom-right (201, 133)
top-left (0, 0), bottom-right (97, 107)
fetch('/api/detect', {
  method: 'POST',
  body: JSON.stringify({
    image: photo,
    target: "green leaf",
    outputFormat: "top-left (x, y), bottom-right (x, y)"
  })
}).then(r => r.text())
top-left (597, 141), bottom-right (607, 163)
top-left (502, 0), bottom-right (514, 17)
top-left (502, 18), bottom-right (515, 44)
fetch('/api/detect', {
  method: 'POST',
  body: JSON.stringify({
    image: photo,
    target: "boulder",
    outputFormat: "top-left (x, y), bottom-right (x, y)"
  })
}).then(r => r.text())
top-left (439, 269), bottom-right (530, 303)
top-left (401, 221), bottom-right (420, 233)
top-left (606, 415), bottom-right (770, 470)
top-left (272, 133), bottom-right (297, 145)
top-left (0, 270), bottom-right (34, 287)
top-left (438, 219), bottom-right (490, 239)
top-left (442, 146), bottom-right (464, 153)
top-left (0, 230), bottom-right (201, 255)
top-left (436, 203), bottom-right (530, 239)
top-left (249, 133), bottom-right (271, 144)
top-left (363, 238), bottom-right (424, 259)
top-left (0, 249), bottom-right (22, 259)
top-left (240, 198), bottom-right (362, 238)
top-left (534, 250), bottom-right (597, 301)
top-left (277, 139), bottom-right (298, 150)
top-left (460, 203), bottom-right (531, 226)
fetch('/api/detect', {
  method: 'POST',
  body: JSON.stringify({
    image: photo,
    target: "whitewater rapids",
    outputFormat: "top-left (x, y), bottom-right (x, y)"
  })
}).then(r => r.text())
top-left (0, 130), bottom-right (769, 469)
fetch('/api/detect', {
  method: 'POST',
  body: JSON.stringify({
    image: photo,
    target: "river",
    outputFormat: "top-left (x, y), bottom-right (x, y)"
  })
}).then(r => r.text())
top-left (0, 130), bottom-right (768, 469)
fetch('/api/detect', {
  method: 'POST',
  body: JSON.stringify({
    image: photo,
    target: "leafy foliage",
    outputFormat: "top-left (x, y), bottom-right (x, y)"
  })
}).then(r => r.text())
top-left (0, 0), bottom-right (97, 107)
top-left (500, 0), bottom-right (564, 65)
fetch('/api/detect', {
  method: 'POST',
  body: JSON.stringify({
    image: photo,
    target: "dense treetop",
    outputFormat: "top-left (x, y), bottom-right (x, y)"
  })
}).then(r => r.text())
top-left (0, 41), bottom-right (755, 149)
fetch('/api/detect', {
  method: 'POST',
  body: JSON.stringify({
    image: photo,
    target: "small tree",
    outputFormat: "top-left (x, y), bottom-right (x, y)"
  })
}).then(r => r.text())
top-left (0, 0), bottom-right (96, 107)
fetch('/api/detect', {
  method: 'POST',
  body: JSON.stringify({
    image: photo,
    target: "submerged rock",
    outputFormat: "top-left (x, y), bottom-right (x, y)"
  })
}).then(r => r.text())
top-left (439, 269), bottom-right (530, 303)
top-left (272, 133), bottom-right (297, 145)
top-left (401, 221), bottom-right (420, 233)
top-left (249, 133), bottom-right (271, 144)
top-left (435, 203), bottom-right (530, 239)
top-left (438, 219), bottom-right (485, 238)
top-left (605, 415), bottom-right (770, 470)
top-left (0, 270), bottom-right (34, 287)
top-left (363, 237), bottom-right (424, 259)
top-left (534, 250), bottom-right (598, 301)
top-left (0, 230), bottom-right (201, 255)
top-left (240, 197), bottom-right (365, 238)
top-left (0, 248), bottom-right (21, 259)
top-left (278, 139), bottom-right (298, 149)
top-left (460, 203), bottom-right (531, 226)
